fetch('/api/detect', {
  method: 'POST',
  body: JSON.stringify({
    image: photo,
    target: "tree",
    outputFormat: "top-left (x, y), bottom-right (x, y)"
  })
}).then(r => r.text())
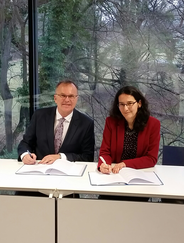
top-left (0, 0), bottom-right (28, 153)
top-left (0, 0), bottom-right (14, 152)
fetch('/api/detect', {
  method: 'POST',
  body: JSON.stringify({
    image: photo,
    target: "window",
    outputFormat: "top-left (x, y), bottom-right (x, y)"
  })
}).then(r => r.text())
top-left (1, 0), bottom-right (184, 162)
top-left (0, 0), bottom-right (29, 158)
top-left (37, 0), bottom-right (184, 162)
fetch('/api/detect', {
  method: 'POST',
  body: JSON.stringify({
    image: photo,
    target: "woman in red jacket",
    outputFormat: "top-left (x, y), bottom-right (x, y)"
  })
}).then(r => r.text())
top-left (98, 86), bottom-right (160, 174)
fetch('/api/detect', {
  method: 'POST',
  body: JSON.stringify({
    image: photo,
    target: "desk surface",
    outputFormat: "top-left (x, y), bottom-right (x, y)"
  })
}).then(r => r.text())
top-left (0, 159), bottom-right (184, 199)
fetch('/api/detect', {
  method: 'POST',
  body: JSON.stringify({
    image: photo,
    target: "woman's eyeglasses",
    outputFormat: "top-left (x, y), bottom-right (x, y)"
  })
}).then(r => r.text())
top-left (118, 101), bottom-right (137, 108)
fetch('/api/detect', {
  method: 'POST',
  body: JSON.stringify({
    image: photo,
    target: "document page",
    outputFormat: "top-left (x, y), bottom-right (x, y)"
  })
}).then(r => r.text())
top-left (89, 167), bottom-right (162, 186)
top-left (119, 167), bottom-right (162, 185)
top-left (16, 159), bottom-right (87, 176)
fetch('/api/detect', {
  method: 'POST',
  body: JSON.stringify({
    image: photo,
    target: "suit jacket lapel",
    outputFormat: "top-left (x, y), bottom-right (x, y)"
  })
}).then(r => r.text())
top-left (46, 107), bottom-right (56, 152)
top-left (62, 109), bottom-right (79, 147)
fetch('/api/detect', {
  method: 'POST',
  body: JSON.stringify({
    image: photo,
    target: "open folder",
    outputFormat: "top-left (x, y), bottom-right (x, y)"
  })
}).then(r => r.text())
top-left (89, 167), bottom-right (163, 186)
top-left (16, 159), bottom-right (87, 176)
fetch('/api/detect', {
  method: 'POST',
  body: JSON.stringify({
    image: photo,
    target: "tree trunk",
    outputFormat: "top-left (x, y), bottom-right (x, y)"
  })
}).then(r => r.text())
top-left (0, 1), bottom-right (14, 152)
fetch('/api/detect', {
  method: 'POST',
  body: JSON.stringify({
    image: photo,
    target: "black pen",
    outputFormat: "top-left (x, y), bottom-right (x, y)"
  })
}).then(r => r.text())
top-left (27, 150), bottom-right (33, 159)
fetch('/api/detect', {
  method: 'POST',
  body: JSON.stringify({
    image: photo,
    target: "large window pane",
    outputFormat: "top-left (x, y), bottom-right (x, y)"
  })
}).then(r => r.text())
top-left (2, 1), bottom-right (182, 162)
top-left (0, 0), bottom-right (29, 159)
top-left (37, 0), bottom-right (184, 163)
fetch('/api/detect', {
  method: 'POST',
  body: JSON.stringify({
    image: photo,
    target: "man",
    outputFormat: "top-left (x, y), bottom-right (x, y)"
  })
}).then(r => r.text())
top-left (18, 79), bottom-right (95, 164)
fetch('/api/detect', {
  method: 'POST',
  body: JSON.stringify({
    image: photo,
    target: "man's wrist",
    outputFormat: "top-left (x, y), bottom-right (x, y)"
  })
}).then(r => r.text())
top-left (20, 152), bottom-right (29, 161)
top-left (58, 153), bottom-right (67, 160)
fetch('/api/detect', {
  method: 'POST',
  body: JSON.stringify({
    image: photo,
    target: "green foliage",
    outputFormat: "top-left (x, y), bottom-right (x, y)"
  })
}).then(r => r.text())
top-left (0, 148), bottom-right (18, 159)
top-left (16, 82), bottom-right (29, 106)
top-left (38, 0), bottom-right (93, 89)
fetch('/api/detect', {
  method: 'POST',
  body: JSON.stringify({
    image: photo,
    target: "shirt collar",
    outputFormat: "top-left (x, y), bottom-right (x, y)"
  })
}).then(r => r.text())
top-left (56, 108), bottom-right (73, 122)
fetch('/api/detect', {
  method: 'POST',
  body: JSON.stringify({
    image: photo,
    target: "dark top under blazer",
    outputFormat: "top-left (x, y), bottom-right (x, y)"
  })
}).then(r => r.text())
top-left (98, 116), bottom-right (160, 169)
top-left (18, 107), bottom-right (95, 162)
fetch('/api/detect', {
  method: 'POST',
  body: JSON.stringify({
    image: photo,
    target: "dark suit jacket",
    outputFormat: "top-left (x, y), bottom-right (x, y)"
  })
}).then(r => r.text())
top-left (18, 107), bottom-right (95, 162)
top-left (98, 116), bottom-right (160, 169)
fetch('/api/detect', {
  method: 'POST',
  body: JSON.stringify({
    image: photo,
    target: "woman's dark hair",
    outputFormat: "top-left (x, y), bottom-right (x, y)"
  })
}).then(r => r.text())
top-left (109, 86), bottom-right (150, 132)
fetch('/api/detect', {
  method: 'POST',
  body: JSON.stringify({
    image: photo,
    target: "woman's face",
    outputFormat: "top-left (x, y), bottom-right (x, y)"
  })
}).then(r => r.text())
top-left (118, 94), bottom-right (141, 124)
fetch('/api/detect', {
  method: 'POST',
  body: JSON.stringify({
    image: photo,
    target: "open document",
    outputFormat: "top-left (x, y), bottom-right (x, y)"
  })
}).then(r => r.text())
top-left (16, 159), bottom-right (87, 176)
top-left (89, 167), bottom-right (163, 186)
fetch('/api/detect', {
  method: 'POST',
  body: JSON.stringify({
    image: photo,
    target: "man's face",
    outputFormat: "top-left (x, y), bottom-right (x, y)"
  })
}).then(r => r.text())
top-left (54, 83), bottom-right (78, 117)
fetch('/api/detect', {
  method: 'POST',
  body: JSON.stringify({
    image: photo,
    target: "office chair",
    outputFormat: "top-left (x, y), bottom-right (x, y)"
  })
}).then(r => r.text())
top-left (162, 145), bottom-right (184, 204)
top-left (162, 145), bottom-right (184, 166)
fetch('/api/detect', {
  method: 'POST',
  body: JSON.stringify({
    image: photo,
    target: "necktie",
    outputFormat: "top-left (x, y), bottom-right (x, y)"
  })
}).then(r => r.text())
top-left (54, 118), bottom-right (65, 153)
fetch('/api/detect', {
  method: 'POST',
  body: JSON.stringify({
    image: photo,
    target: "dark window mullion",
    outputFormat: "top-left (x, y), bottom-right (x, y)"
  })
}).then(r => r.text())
top-left (28, 0), bottom-right (39, 117)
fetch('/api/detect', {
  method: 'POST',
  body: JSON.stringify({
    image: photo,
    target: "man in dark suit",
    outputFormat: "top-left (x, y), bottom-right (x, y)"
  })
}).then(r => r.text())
top-left (18, 79), bottom-right (94, 165)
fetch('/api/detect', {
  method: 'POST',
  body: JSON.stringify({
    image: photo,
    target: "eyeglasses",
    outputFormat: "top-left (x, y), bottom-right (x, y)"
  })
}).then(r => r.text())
top-left (118, 101), bottom-right (137, 108)
top-left (55, 94), bottom-right (78, 100)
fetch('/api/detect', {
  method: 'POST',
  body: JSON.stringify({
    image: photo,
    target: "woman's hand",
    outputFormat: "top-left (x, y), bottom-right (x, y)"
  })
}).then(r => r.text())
top-left (112, 162), bottom-right (126, 174)
top-left (100, 163), bottom-right (112, 174)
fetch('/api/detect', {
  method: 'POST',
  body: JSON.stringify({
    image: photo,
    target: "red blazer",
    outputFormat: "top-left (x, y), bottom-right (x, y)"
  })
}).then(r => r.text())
top-left (98, 116), bottom-right (160, 169)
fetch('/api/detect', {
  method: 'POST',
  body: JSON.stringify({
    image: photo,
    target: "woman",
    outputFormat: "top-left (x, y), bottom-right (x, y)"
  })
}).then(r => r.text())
top-left (98, 86), bottom-right (160, 174)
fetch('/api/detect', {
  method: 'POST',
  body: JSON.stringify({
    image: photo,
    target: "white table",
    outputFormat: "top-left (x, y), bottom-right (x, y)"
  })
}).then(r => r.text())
top-left (0, 159), bottom-right (184, 243)
top-left (56, 163), bottom-right (184, 243)
top-left (0, 160), bottom-right (56, 243)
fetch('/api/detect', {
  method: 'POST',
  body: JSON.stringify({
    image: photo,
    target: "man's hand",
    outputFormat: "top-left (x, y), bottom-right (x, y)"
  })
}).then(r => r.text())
top-left (38, 154), bottom-right (60, 164)
top-left (22, 153), bottom-right (37, 164)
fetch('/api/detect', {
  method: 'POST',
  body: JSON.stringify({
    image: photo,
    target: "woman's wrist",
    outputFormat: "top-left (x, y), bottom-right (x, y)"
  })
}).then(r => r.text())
top-left (121, 161), bottom-right (126, 168)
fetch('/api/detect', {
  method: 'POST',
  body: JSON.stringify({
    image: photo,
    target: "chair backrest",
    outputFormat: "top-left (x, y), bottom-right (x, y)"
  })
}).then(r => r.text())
top-left (162, 145), bottom-right (184, 166)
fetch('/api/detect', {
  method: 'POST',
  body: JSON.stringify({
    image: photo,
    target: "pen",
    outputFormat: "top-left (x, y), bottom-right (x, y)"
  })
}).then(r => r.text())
top-left (100, 156), bottom-right (107, 165)
top-left (27, 150), bottom-right (33, 159)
